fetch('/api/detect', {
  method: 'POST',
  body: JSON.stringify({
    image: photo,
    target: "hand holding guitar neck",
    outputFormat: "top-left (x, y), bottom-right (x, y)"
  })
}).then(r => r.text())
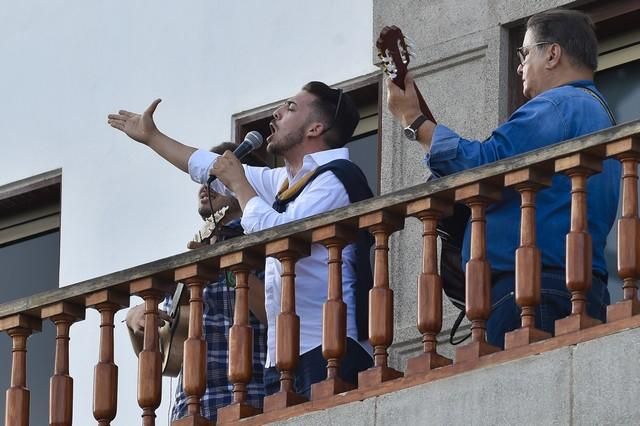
top-left (376, 25), bottom-right (436, 124)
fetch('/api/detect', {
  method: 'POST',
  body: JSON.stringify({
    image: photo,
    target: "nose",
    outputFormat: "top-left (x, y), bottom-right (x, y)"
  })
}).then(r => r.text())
top-left (273, 103), bottom-right (286, 120)
top-left (517, 63), bottom-right (523, 76)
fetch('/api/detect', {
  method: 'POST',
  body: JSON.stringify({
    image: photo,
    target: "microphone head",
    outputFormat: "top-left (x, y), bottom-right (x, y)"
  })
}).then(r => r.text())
top-left (245, 130), bottom-right (264, 150)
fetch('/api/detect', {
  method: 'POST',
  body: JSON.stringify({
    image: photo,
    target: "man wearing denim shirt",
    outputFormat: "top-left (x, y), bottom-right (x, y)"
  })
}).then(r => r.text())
top-left (387, 9), bottom-right (620, 348)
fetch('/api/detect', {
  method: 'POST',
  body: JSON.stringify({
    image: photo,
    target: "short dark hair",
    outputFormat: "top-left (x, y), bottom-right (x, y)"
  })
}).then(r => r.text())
top-left (211, 142), bottom-right (267, 167)
top-left (302, 81), bottom-right (360, 149)
top-left (526, 9), bottom-right (598, 71)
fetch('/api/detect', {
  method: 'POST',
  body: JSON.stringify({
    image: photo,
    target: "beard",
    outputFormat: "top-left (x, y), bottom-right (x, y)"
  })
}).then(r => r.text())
top-left (267, 125), bottom-right (305, 156)
top-left (198, 204), bottom-right (212, 218)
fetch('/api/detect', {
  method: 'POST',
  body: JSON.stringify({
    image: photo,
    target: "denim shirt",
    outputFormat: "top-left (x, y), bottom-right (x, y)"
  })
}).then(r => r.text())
top-left (425, 80), bottom-right (620, 275)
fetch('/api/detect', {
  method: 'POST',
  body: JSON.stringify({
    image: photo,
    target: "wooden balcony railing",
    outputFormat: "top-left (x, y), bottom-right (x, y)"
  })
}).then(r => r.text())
top-left (2, 120), bottom-right (640, 425)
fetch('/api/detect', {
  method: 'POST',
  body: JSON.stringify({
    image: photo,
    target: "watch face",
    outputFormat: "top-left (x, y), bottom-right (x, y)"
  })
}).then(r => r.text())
top-left (404, 127), bottom-right (416, 140)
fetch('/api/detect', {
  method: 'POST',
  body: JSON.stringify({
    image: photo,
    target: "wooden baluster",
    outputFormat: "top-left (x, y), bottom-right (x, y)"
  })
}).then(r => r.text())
top-left (1, 314), bottom-right (42, 426)
top-left (129, 278), bottom-right (174, 426)
top-left (405, 197), bottom-right (453, 375)
top-left (503, 168), bottom-right (552, 349)
top-left (555, 153), bottom-right (603, 335)
top-left (217, 250), bottom-right (264, 423)
top-left (41, 302), bottom-right (85, 426)
top-left (263, 237), bottom-right (310, 412)
top-left (358, 210), bottom-right (404, 388)
top-left (310, 224), bottom-right (357, 399)
top-left (86, 290), bottom-right (129, 426)
top-left (173, 264), bottom-right (218, 426)
top-left (455, 183), bottom-right (501, 363)
top-left (607, 137), bottom-right (640, 321)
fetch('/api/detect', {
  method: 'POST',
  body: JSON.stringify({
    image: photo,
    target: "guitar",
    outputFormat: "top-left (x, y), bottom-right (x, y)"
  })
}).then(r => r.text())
top-left (159, 205), bottom-right (232, 376)
top-left (127, 205), bottom-right (231, 377)
top-left (376, 25), bottom-right (436, 123)
top-left (192, 205), bottom-right (230, 245)
top-left (378, 28), bottom-right (472, 345)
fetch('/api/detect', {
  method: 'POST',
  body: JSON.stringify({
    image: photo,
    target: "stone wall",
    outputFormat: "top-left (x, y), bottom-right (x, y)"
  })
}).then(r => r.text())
top-left (274, 326), bottom-right (640, 425)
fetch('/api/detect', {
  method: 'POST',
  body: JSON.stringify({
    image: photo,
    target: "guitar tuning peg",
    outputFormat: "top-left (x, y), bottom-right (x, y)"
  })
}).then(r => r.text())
top-left (389, 72), bottom-right (398, 79)
top-left (408, 51), bottom-right (417, 58)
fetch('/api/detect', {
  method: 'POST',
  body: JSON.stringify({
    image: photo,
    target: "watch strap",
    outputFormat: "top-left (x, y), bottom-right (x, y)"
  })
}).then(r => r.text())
top-left (408, 114), bottom-right (428, 132)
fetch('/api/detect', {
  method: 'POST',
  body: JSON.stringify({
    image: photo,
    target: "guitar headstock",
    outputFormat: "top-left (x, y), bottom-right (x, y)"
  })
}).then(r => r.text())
top-left (376, 25), bottom-right (436, 124)
top-left (376, 25), bottom-right (415, 90)
top-left (192, 205), bottom-right (229, 245)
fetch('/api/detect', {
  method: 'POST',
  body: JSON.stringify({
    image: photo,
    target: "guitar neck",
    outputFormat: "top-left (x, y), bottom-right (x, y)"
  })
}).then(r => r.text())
top-left (414, 82), bottom-right (436, 124)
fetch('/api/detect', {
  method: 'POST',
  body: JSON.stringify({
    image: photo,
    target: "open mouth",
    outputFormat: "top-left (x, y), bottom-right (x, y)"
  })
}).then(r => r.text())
top-left (267, 121), bottom-right (277, 141)
top-left (199, 187), bottom-right (211, 203)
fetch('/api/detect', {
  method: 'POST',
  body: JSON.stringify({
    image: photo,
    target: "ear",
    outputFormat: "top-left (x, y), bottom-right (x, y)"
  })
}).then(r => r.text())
top-left (306, 121), bottom-right (325, 137)
top-left (546, 43), bottom-right (562, 69)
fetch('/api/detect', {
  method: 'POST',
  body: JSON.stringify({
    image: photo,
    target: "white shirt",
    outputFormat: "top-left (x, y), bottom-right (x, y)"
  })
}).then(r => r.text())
top-left (188, 147), bottom-right (366, 367)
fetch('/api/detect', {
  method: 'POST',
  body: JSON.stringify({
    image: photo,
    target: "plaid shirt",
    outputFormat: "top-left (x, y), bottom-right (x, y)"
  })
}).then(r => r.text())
top-left (170, 277), bottom-right (267, 421)
top-left (171, 223), bottom-right (267, 421)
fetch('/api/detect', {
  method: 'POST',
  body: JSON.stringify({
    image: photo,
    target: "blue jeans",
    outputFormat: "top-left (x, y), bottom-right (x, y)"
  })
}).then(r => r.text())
top-left (263, 338), bottom-right (373, 399)
top-left (486, 269), bottom-right (610, 349)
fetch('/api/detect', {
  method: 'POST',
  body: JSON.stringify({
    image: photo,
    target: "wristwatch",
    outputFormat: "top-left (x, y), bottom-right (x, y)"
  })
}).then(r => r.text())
top-left (403, 114), bottom-right (428, 141)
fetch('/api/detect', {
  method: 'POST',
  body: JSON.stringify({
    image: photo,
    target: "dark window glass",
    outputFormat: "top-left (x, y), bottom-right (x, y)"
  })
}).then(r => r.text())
top-left (0, 230), bottom-right (60, 423)
top-left (348, 132), bottom-right (379, 196)
top-left (596, 59), bottom-right (640, 303)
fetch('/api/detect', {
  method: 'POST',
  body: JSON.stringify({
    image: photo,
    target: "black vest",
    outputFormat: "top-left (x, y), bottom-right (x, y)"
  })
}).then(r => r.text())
top-left (272, 159), bottom-right (374, 340)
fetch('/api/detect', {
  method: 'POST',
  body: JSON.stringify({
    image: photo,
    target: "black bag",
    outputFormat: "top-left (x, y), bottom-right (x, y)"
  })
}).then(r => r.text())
top-left (437, 202), bottom-right (471, 345)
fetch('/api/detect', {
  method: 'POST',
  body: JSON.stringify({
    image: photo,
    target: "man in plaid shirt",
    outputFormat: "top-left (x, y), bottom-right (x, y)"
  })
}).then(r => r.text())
top-left (169, 222), bottom-right (267, 420)
top-left (126, 143), bottom-right (267, 422)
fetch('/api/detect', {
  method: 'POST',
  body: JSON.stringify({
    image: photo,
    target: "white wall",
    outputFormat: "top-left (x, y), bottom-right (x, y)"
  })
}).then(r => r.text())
top-left (0, 1), bottom-right (375, 423)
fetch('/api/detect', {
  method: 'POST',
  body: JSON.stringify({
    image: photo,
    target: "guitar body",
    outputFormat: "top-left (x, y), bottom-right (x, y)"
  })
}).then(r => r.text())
top-left (160, 305), bottom-right (190, 377)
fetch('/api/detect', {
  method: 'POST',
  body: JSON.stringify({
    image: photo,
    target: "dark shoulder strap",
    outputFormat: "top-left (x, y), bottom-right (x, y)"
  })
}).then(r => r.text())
top-left (577, 86), bottom-right (617, 126)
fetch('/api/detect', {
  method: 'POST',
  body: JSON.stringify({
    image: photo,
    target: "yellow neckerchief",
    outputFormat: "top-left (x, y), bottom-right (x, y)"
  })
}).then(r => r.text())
top-left (275, 167), bottom-right (319, 203)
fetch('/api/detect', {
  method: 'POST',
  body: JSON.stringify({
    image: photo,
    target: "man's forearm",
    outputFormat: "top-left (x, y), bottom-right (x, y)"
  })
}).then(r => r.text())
top-left (416, 120), bottom-right (436, 152)
top-left (147, 131), bottom-right (197, 174)
top-left (234, 183), bottom-right (259, 211)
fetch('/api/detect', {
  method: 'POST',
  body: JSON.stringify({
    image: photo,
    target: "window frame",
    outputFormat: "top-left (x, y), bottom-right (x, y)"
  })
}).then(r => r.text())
top-left (0, 169), bottom-right (61, 246)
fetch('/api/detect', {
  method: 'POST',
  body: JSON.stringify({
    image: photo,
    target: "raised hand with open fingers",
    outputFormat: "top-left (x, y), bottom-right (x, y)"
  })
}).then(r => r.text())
top-left (107, 98), bottom-right (162, 145)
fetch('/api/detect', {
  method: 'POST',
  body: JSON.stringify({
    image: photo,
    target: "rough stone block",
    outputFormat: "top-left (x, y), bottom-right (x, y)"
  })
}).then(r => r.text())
top-left (270, 398), bottom-right (376, 426)
top-left (375, 347), bottom-right (572, 425)
top-left (572, 327), bottom-right (640, 425)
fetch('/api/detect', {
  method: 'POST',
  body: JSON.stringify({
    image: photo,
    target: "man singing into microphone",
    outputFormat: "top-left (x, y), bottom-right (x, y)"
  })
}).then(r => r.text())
top-left (108, 81), bottom-right (374, 399)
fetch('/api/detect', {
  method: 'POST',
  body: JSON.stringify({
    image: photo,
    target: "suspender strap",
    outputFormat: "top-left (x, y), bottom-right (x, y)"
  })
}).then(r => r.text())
top-left (272, 159), bottom-right (374, 340)
top-left (577, 86), bottom-right (617, 126)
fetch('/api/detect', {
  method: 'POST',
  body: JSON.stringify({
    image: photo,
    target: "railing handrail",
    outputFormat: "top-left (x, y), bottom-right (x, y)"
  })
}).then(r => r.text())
top-left (1, 118), bottom-right (638, 319)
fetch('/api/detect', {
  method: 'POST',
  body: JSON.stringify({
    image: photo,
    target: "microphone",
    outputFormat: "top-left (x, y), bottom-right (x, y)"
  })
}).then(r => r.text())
top-left (207, 131), bottom-right (264, 185)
